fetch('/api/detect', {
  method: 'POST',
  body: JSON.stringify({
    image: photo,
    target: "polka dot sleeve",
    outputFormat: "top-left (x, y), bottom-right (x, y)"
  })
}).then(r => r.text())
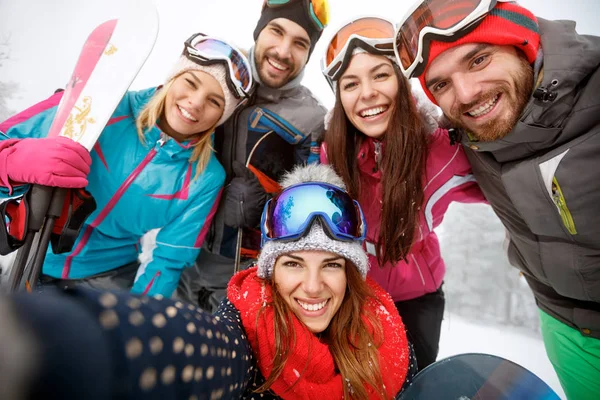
top-left (64, 287), bottom-right (255, 400)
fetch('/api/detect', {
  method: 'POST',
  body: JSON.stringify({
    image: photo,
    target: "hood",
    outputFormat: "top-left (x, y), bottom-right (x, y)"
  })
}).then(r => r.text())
top-left (460, 18), bottom-right (600, 161)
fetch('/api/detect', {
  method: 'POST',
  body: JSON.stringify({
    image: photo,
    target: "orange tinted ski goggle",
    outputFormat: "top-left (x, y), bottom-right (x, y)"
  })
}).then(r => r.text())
top-left (321, 17), bottom-right (396, 87)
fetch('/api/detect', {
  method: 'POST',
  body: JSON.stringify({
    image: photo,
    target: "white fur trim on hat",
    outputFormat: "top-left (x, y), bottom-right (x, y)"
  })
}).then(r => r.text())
top-left (166, 56), bottom-right (240, 126)
top-left (279, 164), bottom-right (346, 190)
top-left (257, 222), bottom-right (369, 279)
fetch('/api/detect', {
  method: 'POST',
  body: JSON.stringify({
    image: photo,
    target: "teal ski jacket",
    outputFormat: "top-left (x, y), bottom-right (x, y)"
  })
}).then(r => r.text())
top-left (0, 88), bottom-right (225, 296)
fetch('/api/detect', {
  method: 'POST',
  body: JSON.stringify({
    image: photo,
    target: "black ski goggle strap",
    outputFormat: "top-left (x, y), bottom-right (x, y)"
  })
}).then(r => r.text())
top-left (0, 196), bottom-right (29, 255)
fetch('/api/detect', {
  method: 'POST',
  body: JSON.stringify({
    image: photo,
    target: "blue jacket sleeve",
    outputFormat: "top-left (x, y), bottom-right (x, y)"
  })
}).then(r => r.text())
top-left (131, 165), bottom-right (225, 297)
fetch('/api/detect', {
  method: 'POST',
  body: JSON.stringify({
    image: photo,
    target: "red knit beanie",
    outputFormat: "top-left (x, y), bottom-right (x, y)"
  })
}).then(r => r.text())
top-left (418, 1), bottom-right (540, 104)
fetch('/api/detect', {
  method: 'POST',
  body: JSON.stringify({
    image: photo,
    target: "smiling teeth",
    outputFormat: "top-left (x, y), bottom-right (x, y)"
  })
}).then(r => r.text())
top-left (360, 106), bottom-right (387, 118)
top-left (297, 299), bottom-right (327, 311)
top-left (178, 106), bottom-right (198, 122)
top-left (268, 58), bottom-right (287, 71)
top-left (468, 96), bottom-right (499, 118)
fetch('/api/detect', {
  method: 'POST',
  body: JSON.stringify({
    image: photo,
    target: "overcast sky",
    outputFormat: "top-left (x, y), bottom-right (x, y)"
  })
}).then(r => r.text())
top-left (1, 0), bottom-right (598, 113)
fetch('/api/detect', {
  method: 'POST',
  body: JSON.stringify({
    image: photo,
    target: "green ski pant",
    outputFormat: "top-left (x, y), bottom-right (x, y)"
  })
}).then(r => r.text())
top-left (539, 310), bottom-right (600, 400)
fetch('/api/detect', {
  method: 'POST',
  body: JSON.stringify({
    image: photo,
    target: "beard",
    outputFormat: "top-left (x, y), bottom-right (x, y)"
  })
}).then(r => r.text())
top-left (256, 49), bottom-right (297, 89)
top-left (446, 56), bottom-right (534, 142)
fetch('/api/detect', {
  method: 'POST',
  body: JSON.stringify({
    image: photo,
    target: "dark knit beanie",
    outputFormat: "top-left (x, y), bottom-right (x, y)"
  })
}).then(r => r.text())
top-left (253, 0), bottom-right (324, 58)
top-left (419, 1), bottom-right (540, 104)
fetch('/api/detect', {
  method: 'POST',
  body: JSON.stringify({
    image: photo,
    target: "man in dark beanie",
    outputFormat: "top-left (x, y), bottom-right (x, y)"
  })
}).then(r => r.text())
top-left (177, 0), bottom-right (329, 314)
top-left (396, 1), bottom-right (600, 399)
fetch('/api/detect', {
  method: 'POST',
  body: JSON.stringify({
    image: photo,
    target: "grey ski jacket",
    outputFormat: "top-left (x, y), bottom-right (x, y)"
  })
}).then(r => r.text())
top-left (459, 18), bottom-right (600, 339)
top-left (182, 50), bottom-right (327, 310)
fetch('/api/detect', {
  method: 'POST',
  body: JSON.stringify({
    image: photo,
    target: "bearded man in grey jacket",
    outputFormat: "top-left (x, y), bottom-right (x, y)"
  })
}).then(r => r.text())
top-left (177, 0), bottom-right (328, 312)
top-left (396, 0), bottom-right (600, 398)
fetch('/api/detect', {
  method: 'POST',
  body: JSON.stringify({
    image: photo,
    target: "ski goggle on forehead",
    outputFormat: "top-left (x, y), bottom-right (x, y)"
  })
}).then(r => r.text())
top-left (321, 17), bottom-right (396, 87)
top-left (183, 33), bottom-right (253, 99)
top-left (394, 0), bottom-right (510, 79)
top-left (262, 0), bottom-right (330, 30)
top-left (261, 182), bottom-right (367, 245)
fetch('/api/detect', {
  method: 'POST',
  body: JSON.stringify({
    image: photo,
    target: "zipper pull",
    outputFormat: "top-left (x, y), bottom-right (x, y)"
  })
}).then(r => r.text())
top-left (251, 108), bottom-right (264, 128)
top-left (373, 141), bottom-right (382, 172)
top-left (157, 135), bottom-right (167, 147)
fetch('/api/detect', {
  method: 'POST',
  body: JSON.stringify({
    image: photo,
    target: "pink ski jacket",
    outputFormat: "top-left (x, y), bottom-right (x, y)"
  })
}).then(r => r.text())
top-left (322, 128), bottom-right (485, 301)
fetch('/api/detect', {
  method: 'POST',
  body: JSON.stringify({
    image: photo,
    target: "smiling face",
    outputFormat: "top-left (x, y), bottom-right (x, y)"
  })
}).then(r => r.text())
top-left (424, 43), bottom-right (534, 142)
top-left (338, 53), bottom-right (398, 139)
top-left (273, 250), bottom-right (347, 333)
top-left (160, 70), bottom-right (225, 142)
top-left (254, 18), bottom-right (311, 89)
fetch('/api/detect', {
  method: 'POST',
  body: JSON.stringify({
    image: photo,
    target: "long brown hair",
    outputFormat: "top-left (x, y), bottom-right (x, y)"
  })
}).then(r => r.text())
top-left (257, 261), bottom-right (386, 400)
top-left (324, 63), bottom-right (429, 266)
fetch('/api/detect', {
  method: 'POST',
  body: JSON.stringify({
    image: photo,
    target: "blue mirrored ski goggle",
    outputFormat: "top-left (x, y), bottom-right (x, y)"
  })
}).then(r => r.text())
top-left (261, 182), bottom-right (367, 245)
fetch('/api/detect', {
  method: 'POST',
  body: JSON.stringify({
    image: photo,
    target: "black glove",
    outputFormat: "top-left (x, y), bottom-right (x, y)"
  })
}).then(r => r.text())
top-left (223, 161), bottom-right (268, 229)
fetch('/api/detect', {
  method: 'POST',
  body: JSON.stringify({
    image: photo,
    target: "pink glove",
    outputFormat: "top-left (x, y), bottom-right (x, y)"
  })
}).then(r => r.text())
top-left (0, 136), bottom-right (92, 189)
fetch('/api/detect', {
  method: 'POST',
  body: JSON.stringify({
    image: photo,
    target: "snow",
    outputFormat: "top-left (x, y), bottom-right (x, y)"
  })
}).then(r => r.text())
top-left (438, 312), bottom-right (566, 399)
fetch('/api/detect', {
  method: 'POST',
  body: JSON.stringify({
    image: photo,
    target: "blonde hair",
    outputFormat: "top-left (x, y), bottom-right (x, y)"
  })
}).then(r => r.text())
top-left (135, 74), bottom-right (217, 181)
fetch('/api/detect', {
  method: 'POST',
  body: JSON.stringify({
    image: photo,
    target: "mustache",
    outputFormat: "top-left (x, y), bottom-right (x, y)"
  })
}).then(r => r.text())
top-left (264, 51), bottom-right (292, 69)
top-left (451, 88), bottom-right (504, 116)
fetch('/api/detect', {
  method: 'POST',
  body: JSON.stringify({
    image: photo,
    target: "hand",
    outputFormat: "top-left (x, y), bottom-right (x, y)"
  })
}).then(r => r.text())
top-left (223, 161), bottom-right (268, 228)
top-left (3, 136), bottom-right (92, 188)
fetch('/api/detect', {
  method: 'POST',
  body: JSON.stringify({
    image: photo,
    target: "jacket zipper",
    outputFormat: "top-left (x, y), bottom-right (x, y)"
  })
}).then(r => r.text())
top-left (551, 177), bottom-right (577, 235)
top-left (61, 137), bottom-right (166, 278)
top-left (373, 141), bottom-right (382, 172)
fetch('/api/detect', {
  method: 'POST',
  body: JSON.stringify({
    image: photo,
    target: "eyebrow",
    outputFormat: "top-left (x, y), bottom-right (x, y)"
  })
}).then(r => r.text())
top-left (186, 71), bottom-right (226, 103)
top-left (425, 43), bottom-right (491, 89)
top-left (339, 62), bottom-right (391, 82)
top-left (283, 254), bottom-right (344, 263)
top-left (269, 21), bottom-right (311, 48)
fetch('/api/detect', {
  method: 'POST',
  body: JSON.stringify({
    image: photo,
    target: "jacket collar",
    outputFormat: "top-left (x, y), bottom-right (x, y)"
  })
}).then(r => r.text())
top-left (460, 18), bottom-right (600, 160)
top-left (357, 136), bottom-right (384, 178)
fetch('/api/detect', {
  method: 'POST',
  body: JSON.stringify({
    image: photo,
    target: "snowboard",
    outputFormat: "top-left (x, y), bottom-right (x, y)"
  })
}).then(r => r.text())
top-left (398, 353), bottom-right (561, 400)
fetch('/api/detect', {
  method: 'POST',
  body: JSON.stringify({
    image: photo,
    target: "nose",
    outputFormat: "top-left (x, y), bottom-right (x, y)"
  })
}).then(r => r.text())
top-left (302, 269), bottom-right (324, 296)
top-left (275, 38), bottom-right (292, 60)
top-left (453, 73), bottom-right (481, 105)
top-left (360, 81), bottom-right (377, 101)
top-left (187, 90), bottom-right (206, 110)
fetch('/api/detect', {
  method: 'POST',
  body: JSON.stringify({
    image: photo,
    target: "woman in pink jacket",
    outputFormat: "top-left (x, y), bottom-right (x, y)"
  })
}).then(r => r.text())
top-left (320, 16), bottom-right (485, 370)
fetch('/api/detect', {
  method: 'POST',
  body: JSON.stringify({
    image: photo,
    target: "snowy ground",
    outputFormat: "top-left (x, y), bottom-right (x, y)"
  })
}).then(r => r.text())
top-left (438, 312), bottom-right (566, 399)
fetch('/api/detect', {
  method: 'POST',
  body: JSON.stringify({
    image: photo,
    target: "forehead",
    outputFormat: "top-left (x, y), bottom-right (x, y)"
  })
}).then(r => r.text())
top-left (341, 53), bottom-right (393, 77)
top-left (266, 17), bottom-right (311, 43)
top-left (279, 250), bottom-right (343, 262)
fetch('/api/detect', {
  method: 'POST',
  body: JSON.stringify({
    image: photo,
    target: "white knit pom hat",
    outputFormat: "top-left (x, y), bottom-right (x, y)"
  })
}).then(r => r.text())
top-left (257, 164), bottom-right (369, 279)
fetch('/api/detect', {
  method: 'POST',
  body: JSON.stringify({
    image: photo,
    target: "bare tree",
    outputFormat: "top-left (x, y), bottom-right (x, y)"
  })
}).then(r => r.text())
top-left (0, 34), bottom-right (18, 122)
top-left (437, 203), bottom-right (541, 332)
